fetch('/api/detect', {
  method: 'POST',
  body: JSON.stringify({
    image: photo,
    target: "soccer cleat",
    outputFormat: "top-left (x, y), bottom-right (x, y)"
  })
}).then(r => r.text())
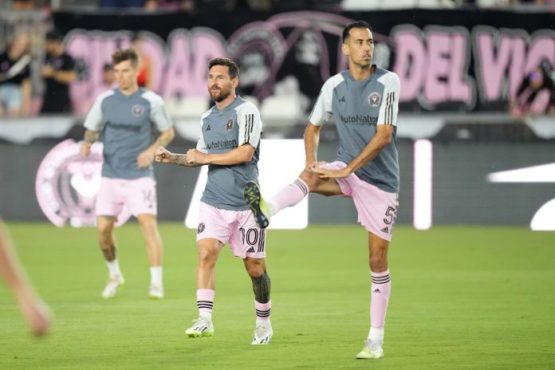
top-left (101, 275), bottom-right (124, 299)
top-left (244, 181), bottom-right (270, 229)
top-left (251, 320), bottom-right (273, 345)
top-left (149, 284), bottom-right (164, 299)
top-left (356, 340), bottom-right (384, 359)
top-left (185, 317), bottom-right (214, 338)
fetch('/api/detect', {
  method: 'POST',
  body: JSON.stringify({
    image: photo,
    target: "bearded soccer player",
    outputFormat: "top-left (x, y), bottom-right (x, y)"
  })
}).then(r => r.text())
top-left (244, 21), bottom-right (400, 358)
top-left (155, 57), bottom-right (272, 345)
top-left (80, 48), bottom-right (175, 299)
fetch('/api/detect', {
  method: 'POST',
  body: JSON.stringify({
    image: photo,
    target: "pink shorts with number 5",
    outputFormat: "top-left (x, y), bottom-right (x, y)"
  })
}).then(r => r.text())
top-left (322, 161), bottom-right (399, 241)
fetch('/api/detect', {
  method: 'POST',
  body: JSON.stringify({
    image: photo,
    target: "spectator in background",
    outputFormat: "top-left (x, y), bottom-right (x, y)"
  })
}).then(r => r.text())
top-left (92, 62), bottom-right (116, 96)
top-left (131, 33), bottom-right (153, 90)
top-left (0, 33), bottom-right (32, 117)
top-left (85, 63), bottom-right (116, 113)
top-left (510, 61), bottom-right (555, 117)
top-left (99, 0), bottom-right (145, 7)
top-left (40, 31), bottom-right (77, 114)
top-left (143, 0), bottom-right (196, 11)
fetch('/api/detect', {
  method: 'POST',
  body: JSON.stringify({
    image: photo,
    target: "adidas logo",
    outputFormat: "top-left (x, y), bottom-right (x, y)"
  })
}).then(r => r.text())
top-left (206, 125), bottom-right (211, 131)
top-left (247, 247), bottom-right (255, 253)
top-left (339, 96), bottom-right (346, 103)
top-left (381, 226), bottom-right (389, 233)
top-left (373, 288), bottom-right (381, 293)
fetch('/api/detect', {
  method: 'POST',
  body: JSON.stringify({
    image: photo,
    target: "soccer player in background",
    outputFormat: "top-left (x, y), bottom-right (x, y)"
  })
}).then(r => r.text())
top-left (244, 20), bottom-right (400, 358)
top-left (155, 58), bottom-right (272, 345)
top-left (80, 48), bottom-right (175, 299)
top-left (0, 220), bottom-right (51, 336)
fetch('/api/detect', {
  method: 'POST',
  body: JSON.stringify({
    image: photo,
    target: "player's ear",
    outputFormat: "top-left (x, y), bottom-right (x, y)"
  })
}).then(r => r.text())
top-left (341, 42), bottom-right (349, 57)
top-left (232, 77), bottom-right (239, 89)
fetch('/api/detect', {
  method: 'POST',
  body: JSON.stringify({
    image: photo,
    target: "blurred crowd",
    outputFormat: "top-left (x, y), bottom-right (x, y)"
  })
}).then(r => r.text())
top-left (0, 0), bottom-right (554, 118)
top-left (1, 0), bottom-right (554, 11)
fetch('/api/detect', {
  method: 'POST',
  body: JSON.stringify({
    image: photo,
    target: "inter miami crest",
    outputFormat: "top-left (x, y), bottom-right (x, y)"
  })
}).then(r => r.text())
top-left (132, 104), bottom-right (145, 117)
top-left (368, 92), bottom-right (381, 107)
top-left (226, 119), bottom-right (234, 130)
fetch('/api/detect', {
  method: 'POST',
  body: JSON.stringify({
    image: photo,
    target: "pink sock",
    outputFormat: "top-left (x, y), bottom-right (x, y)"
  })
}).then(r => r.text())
top-left (370, 270), bottom-right (391, 329)
top-left (197, 288), bottom-right (215, 319)
top-left (255, 300), bottom-right (271, 322)
top-left (268, 179), bottom-right (309, 216)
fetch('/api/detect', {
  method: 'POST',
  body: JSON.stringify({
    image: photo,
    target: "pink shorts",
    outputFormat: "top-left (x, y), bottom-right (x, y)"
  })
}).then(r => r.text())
top-left (196, 201), bottom-right (267, 259)
top-left (96, 177), bottom-right (157, 217)
top-left (322, 161), bottom-right (399, 241)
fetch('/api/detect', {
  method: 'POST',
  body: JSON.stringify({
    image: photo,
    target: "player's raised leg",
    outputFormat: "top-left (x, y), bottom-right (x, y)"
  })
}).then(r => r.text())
top-left (243, 175), bottom-right (313, 230)
top-left (244, 257), bottom-right (272, 345)
top-left (185, 238), bottom-right (220, 338)
top-left (137, 213), bottom-right (164, 299)
top-left (244, 181), bottom-right (271, 229)
top-left (97, 216), bottom-right (124, 299)
top-left (357, 233), bottom-right (390, 359)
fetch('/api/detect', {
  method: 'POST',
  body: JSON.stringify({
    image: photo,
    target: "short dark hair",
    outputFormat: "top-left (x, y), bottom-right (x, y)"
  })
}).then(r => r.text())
top-left (208, 57), bottom-right (240, 79)
top-left (112, 48), bottom-right (139, 68)
top-left (45, 30), bottom-right (63, 42)
top-left (342, 20), bottom-right (372, 44)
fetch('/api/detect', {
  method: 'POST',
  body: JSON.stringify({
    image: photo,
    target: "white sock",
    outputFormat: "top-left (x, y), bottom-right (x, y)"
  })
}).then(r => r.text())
top-left (150, 266), bottom-right (163, 286)
top-left (368, 327), bottom-right (384, 344)
top-left (106, 259), bottom-right (122, 278)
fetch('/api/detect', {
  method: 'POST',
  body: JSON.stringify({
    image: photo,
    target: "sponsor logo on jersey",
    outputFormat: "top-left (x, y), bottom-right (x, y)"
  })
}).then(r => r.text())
top-left (368, 92), bottom-right (381, 107)
top-left (339, 114), bottom-right (377, 125)
top-left (206, 139), bottom-right (238, 150)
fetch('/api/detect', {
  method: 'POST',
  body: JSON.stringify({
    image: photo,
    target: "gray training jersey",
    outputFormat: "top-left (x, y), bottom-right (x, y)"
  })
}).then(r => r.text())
top-left (197, 96), bottom-right (262, 211)
top-left (84, 88), bottom-right (173, 180)
top-left (309, 66), bottom-right (400, 193)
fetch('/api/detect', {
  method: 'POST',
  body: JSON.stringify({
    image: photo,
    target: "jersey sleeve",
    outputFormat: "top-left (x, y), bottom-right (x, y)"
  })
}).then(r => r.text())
top-left (83, 92), bottom-right (108, 131)
top-left (308, 78), bottom-right (335, 126)
top-left (237, 103), bottom-right (262, 148)
top-left (146, 92), bottom-right (173, 131)
top-left (377, 72), bottom-right (400, 126)
top-left (196, 116), bottom-right (208, 153)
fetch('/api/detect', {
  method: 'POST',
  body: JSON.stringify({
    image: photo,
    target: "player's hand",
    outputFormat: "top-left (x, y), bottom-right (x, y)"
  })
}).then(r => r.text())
top-left (41, 66), bottom-right (54, 78)
top-left (80, 142), bottom-right (91, 157)
top-left (185, 149), bottom-right (206, 166)
top-left (306, 161), bottom-right (324, 172)
top-left (154, 147), bottom-right (173, 164)
top-left (313, 164), bottom-right (351, 179)
top-left (137, 148), bottom-right (155, 168)
top-left (18, 293), bottom-right (51, 337)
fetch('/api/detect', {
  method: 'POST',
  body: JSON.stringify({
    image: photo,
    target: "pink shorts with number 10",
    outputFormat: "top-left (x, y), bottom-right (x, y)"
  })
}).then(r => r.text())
top-left (322, 161), bottom-right (399, 241)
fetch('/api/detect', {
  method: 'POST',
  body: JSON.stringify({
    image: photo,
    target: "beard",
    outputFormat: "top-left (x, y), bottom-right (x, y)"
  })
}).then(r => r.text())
top-left (210, 88), bottom-right (230, 102)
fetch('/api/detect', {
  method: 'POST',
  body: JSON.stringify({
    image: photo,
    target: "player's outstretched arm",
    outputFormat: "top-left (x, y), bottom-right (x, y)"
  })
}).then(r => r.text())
top-left (154, 147), bottom-right (199, 167)
top-left (0, 221), bottom-right (51, 337)
top-left (80, 129), bottom-right (99, 157)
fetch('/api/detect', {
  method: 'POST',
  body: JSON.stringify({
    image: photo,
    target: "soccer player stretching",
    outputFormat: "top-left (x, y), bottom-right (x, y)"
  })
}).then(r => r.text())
top-left (155, 58), bottom-right (272, 345)
top-left (80, 48), bottom-right (175, 299)
top-left (244, 21), bottom-right (400, 358)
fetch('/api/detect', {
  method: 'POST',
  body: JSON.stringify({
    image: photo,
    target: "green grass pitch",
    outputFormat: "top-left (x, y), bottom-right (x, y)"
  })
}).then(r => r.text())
top-left (1, 223), bottom-right (554, 370)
